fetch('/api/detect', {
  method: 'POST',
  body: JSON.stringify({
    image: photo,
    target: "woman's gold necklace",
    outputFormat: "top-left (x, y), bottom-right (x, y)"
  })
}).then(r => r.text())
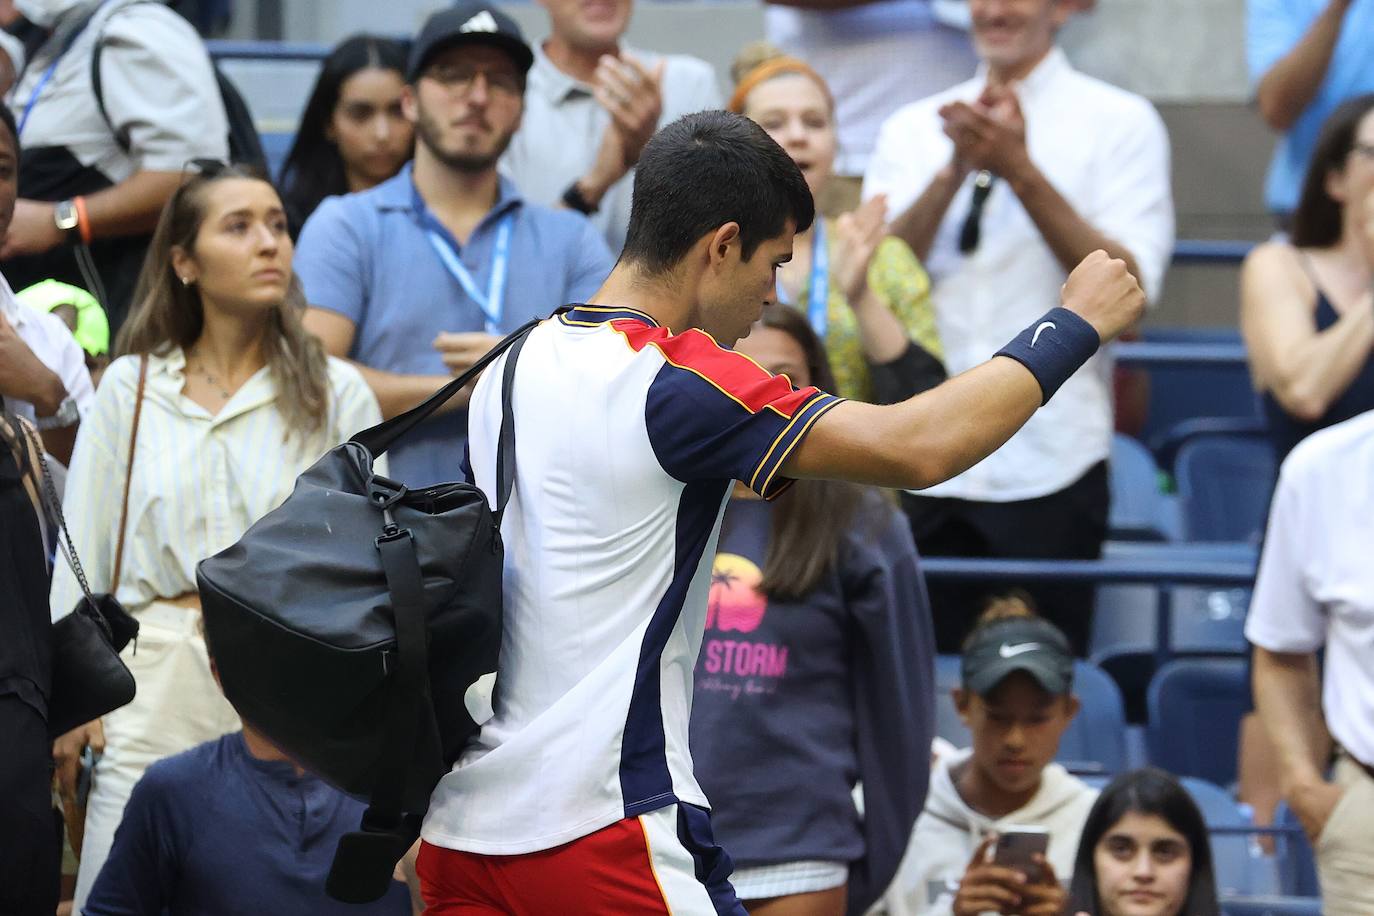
top-left (190, 361), bottom-right (233, 400)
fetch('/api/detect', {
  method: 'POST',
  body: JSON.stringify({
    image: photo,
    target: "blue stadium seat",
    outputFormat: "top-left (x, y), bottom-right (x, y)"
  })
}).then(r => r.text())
top-left (1181, 777), bottom-right (1279, 898)
top-left (1138, 328), bottom-right (1259, 449)
top-left (1109, 433), bottom-right (1174, 540)
top-left (1091, 577), bottom-right (1250, 719)
top-left (933, 655), bottom-right (1127, 774)
top-left (1092, 585), bottom-right (1250, 662)
top-left (1172, 586), bottom-right (1251, 654)
top-left (1273, 802), bottom-right (1319, 897)
top-left (1220, 897), bottom-right (1323, 916)
top-left (1147, 659), bottom-right (1249, 787)
top-left (1174, 432), bottom-right (1277, 543)
top-left (261, 131), bottom-right (294, 183)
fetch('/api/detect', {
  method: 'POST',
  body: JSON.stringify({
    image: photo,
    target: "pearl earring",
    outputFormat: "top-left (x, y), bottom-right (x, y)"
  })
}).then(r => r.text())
top-left (180, 276), bottom-right (192, 286)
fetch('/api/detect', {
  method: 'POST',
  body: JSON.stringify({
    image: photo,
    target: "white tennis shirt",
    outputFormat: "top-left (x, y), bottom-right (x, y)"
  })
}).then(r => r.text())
top-left (421, 305), bottom-right (842, 854)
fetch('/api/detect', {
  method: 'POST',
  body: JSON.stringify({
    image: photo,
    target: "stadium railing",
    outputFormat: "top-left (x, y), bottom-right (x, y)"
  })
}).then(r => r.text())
top-left (209, 40), bottom-right (333, 62)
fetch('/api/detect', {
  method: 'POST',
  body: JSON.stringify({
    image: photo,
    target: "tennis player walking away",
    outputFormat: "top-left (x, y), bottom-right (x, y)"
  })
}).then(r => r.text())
top-left (416, 109), bottom-right (1144, 916)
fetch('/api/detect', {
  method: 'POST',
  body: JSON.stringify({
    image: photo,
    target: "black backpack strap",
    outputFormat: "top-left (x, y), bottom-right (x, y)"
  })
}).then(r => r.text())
top-left (493, 329), bottom-right (530, 524)
top-left (326, 519), bottom-right (433, 903)
top-left (327, 317), bottom-right (542, 903)
top-left (88, 0), bottom-right (158, 154)
top-left (352, 315), bottom-right (544, 460)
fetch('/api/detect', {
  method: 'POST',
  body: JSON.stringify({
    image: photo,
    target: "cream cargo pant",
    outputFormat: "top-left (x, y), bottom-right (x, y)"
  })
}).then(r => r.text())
top-left (71, 600), bottom-right (240, 911)
top-left (1316, 754), bottom-right (1374, 915)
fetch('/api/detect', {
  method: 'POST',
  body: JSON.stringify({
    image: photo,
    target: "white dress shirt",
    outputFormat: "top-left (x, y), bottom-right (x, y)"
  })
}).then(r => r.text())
top-left (49, 349), bottom-right (384, 619)
top-left (0, 270), bottom-right (95, 429)
top-left (1246, 409), bottom-right (1374, 767)
top-left (765, 0), bottom-right (977, 177)
top-left (500, 44), bottom-right (722, 253)
top-left (863, 47), bottom-right (1174, 502)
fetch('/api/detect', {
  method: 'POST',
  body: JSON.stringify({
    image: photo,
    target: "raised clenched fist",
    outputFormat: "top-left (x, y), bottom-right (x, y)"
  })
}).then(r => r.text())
top-left (1059, 249), bottom-right (1145, 344)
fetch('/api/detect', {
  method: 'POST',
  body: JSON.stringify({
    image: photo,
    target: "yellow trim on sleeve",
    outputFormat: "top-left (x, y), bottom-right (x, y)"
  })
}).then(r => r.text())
top-left (748, 392), bottom-right (842, 492)
top-left (756, 396), bottom-right (844, 496)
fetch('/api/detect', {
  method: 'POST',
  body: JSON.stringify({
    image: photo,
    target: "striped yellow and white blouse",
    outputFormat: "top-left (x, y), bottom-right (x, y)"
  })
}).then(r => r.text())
top-left (49, 348), bottom-right (385, 619)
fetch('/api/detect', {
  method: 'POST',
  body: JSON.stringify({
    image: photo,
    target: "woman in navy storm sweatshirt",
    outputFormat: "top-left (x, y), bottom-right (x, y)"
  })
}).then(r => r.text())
top-left (689, 303), bottom-right (938, 916)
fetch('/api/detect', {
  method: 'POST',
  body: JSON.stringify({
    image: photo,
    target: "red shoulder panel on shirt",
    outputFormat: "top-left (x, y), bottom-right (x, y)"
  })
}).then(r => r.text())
top-left (610, 319), bottom-right (819, 417)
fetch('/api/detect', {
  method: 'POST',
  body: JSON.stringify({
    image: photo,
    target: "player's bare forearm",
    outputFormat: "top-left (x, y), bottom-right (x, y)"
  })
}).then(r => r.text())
top-left (784, 250), bottom-right (1144, 489)
top-left (785, 356), bottom-right (1040, 489)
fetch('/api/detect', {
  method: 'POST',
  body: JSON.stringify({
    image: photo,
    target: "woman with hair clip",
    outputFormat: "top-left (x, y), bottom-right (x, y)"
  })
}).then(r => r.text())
top-left (1068, 768), bottom-right (1220, 916)
top-left (689, 303), bottom-right (936, 916)
top-left (729, 43), bottom-right (945, 405)
top-left (49, 162), bottom-right (384, 910)
top-left (279, 34), bottom-right (413, 236)
top-left (1241, 92), bottom-right (1374, 463)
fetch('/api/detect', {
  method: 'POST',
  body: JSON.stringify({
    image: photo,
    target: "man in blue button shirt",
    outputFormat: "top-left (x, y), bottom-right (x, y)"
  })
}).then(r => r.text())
top-left (296, 2), bottom-right (614, 486)
top-left (83, 646), bottom-right (415, 915)
top-left (1248, 0), bottom-right (1374, 218)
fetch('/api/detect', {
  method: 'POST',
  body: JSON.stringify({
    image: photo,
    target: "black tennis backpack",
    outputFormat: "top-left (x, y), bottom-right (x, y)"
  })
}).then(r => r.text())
top-left (199, 320), bottom-right (537, 902)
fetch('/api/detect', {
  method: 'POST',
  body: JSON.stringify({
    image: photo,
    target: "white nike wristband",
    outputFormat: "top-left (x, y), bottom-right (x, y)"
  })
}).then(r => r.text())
top-left (994, 307), bottom-right (1100, 405)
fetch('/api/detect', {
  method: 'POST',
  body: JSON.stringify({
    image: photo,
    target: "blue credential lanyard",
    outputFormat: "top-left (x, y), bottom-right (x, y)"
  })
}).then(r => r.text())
top-left (775, 219), bottom-right (830, 339)
top-left (425, 214), bottom-right (514, 335)
top-left (17, 57), bottom-right (62, 138)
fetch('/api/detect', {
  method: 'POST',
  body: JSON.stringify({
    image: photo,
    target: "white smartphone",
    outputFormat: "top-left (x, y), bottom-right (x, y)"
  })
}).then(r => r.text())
top-left (989, 825), bottom-right (1051, 878)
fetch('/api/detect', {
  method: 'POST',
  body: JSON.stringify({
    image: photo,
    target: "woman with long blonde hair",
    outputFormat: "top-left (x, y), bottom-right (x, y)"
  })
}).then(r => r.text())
top-left (50, 163), bottom-right (384, 910)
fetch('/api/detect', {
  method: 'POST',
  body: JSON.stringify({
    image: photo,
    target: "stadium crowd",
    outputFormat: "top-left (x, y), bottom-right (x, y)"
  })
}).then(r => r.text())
top-left (1, 0), bottom-right (1372, 914)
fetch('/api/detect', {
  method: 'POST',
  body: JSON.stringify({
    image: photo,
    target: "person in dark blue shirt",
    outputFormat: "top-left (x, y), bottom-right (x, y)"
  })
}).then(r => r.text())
top-left (83, 667), bottom-right (414, 915)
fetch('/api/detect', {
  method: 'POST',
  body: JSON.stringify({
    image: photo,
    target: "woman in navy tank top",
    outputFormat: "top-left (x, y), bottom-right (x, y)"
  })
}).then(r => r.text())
top-left (1241, 93), bottom-right (1374, 463)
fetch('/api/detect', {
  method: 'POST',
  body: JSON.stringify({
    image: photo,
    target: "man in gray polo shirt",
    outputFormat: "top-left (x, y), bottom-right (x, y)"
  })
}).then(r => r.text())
top-left (297, 3), bottom-right (613, 488)
top-left (500, 0), bottom-right (721, 251)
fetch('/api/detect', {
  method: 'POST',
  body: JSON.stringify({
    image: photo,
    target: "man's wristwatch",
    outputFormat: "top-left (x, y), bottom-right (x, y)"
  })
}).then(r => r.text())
top-left (562, 182), bottom-right (599, 216)
top-left (34, 394), bottom-right (80, 430)
top-left (54, 199), bottom-right (80, 242)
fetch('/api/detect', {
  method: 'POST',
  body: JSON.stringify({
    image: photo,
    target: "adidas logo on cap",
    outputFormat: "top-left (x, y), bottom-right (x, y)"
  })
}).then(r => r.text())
top-left (460, 11), bottom-right (499, 33)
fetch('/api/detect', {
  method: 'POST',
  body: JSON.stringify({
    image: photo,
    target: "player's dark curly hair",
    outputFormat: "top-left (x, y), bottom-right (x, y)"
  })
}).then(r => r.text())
top-left (621, 110), bottom-right (814, 274)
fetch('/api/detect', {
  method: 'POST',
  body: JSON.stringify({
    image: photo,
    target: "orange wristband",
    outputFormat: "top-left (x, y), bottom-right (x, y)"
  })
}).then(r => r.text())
top-left (73, 195), bottom-right (92, 245)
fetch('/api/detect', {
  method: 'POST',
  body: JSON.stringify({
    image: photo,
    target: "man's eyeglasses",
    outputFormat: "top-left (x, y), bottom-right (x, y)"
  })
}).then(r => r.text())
top-left (422, 65), bottom-right (522, 98)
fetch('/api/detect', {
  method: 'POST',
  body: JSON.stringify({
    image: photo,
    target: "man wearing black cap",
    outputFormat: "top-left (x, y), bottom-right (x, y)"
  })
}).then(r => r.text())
top-left (295, 2), bottom-right (614, 487)
top-left (882, 603), bottom-right (1097, 915)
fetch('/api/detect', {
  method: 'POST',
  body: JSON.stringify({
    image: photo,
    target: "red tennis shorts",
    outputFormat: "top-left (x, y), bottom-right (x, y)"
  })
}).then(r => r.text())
top-left (417, 803), bottom-right (746, 915)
